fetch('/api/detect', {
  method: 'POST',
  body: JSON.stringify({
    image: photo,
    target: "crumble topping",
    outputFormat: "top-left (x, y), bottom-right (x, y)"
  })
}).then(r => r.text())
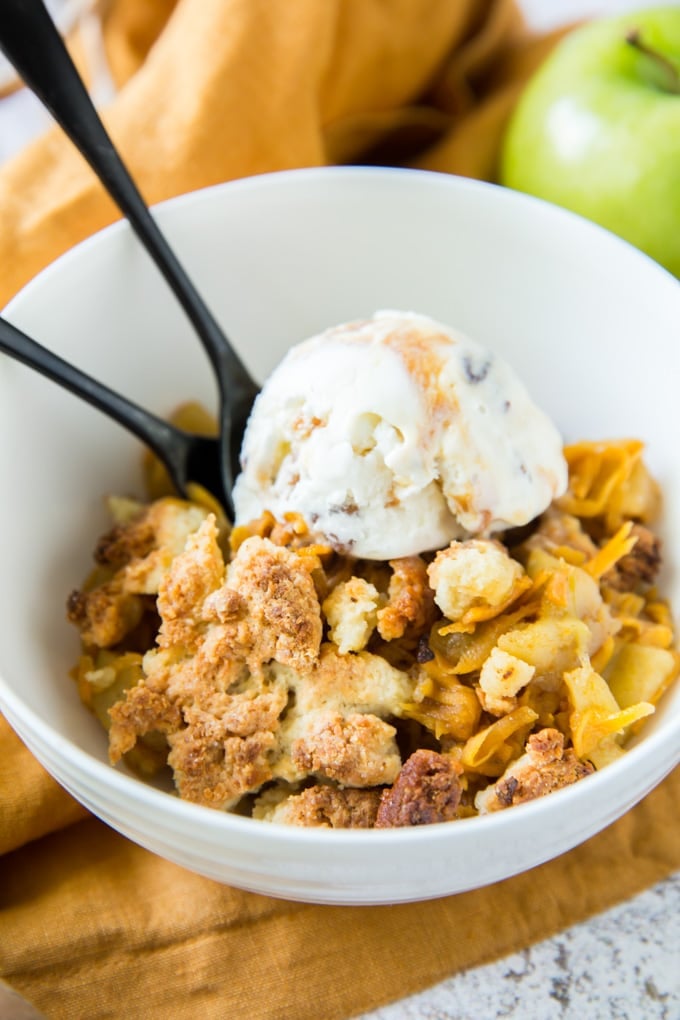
top-left (254, 785), bottom-right (381, 828)
top-left (475, 728), bottom-right (595, 814)
top-left (68, 437), bottom-right (678, 827)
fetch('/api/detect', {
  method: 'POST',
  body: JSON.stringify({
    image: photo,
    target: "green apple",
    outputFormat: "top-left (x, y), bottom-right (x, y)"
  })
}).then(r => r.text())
top-left (500, 6), bottom-right (680, 277)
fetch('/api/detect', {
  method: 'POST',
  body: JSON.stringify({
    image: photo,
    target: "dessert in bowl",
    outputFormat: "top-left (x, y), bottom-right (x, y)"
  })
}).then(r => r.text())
top-left (0, 167), bottom-right (679, 904)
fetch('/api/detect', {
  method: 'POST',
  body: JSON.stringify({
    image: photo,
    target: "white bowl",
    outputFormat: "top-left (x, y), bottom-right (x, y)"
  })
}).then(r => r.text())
top-left (1, 167), bottom-right (679, 905)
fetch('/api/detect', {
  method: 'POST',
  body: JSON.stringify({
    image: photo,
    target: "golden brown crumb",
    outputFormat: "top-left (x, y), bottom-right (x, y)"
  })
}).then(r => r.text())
top-left (427, 539), bottom-right (524, 624)
top-left (95, 517), bottom-right (156, 568)
top-left (377, 556), bottom-right (436, 641)
top-left (375, 749), bottom-right (463, 827)
top-left (605, 524), bottom-right (661, 592)
top-left (108, 686), bottom-right (181, 762)
top-left (323, 576), bottom-right (382, 654)
top-left (257, 785), bottom-right (381, 827)
top-left (157, 515), bottom-right (225, 650)
top-left (67, 499), bottom-right (211, 648)
top-left (475, 728), bottom-right (594, 813)
top-left (520, 509), bottom-right (597, 560)
top-left (168, 724), bottom-right (277, 810)
top-left (74, 460), bottom-right (665, 828)
top-left (283, 643), bottom-right (414, 720)
top-left (108, 647), bottom-right (289, 810)
top-left (184, 679), bottom-right (288, 738)
top-left (478, 647), bottom-right (535, 716)
top-left (291, 711), bottom-right (401, 786)
top-left (67, 584), bottom-right (146, 648)
top-left (270, 644), bottom-right (413, 790)
top-left (107, 525), bottom-right (324, 809)
top-left (206, 535), bottom-right (323, 672)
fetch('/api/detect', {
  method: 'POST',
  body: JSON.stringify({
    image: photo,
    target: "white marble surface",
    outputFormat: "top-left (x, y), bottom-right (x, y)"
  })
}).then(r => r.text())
top-left (358, 871), bottom-right (680, 1020)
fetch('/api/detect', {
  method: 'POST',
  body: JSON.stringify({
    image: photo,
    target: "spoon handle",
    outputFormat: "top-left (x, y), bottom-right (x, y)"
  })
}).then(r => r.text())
top-left (0, 0), bottom-right (254, 404)
top-left (0, 314), bottom-right (185, 474)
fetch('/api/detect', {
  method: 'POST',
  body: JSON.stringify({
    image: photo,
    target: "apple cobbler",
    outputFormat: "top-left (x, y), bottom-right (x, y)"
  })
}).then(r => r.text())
top-left (68, 425), bottom-right (679, 827)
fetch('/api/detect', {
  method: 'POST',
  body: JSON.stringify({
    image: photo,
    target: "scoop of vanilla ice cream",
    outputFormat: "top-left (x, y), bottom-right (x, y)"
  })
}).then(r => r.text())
top-left (233, 311), bottom-right (567, 559)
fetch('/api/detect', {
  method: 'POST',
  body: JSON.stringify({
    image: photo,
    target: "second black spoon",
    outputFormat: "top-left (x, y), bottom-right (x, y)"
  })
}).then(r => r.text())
top-left (0, 0), bottom-right (261, 518)
top-left (0, 313), bottom-right (226, 508)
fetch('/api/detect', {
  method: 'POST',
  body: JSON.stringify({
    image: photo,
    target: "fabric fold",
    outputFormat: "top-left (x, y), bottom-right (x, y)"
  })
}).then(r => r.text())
top-left (0, 719), bottom-right (88, 856)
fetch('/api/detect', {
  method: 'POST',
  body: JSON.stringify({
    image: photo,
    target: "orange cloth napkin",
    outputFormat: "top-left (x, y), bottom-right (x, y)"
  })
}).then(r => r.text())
top-left (1, 2), bottom-right (678, 1018)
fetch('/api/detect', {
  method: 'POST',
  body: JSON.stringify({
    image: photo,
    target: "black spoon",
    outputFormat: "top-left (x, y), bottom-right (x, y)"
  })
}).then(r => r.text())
top-left (0, 0), bottom-right (261, 518)
top-left (0, 313), bottom-right (225, 505)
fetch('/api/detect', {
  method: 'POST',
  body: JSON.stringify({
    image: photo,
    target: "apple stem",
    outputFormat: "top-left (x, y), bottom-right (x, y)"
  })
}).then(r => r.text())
top-left (625, 28), bottom-right (680, 95)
